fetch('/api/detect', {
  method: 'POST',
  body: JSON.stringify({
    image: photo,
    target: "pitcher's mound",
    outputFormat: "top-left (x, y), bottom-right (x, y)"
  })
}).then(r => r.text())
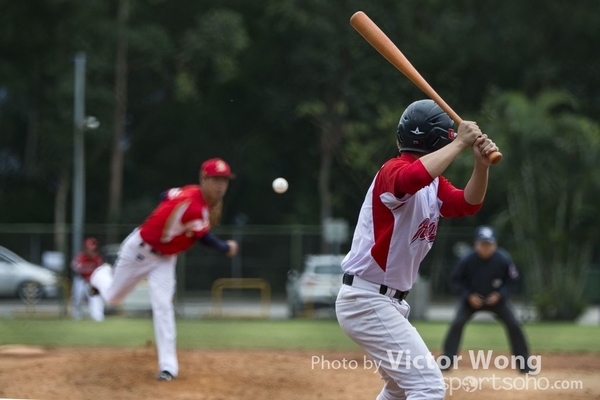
top-left (0, 345), bottom-right (47, 356)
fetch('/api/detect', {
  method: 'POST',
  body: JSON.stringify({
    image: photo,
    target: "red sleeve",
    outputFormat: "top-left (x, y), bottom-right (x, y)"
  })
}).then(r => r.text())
top-left (438, 176), bottom-right (482, 217)
top-left (390, 159), bottom-right (435, 196)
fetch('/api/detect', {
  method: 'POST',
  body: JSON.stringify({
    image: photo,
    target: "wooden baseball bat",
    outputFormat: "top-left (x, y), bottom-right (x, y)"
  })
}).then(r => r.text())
top-left (350, 11), bottom-right (502, 164)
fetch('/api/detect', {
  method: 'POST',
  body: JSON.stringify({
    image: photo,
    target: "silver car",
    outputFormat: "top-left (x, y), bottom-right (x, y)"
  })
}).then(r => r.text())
top-left (0, 246), bottom-right (61, 303)
top-left (286, 254), bottom-right (345, 317)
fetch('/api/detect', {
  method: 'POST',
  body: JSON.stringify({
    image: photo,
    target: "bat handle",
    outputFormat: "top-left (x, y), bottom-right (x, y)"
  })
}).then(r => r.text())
top-left (454, 117), bottom-right (502, 165)
top-left (488, 150), bottom-right (502, 165)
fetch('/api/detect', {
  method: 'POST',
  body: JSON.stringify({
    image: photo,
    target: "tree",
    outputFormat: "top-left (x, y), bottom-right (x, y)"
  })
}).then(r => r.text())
top-left (481, 89), bottom-right (600, 320)
top-left (0, 0), bottom-right (116, 257)
top-left (107, 0), bottom-right (130, 227)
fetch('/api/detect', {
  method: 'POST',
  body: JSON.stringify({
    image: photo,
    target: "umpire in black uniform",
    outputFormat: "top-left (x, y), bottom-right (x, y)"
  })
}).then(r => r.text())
top-left (441, 226), bottom-right (531, 372)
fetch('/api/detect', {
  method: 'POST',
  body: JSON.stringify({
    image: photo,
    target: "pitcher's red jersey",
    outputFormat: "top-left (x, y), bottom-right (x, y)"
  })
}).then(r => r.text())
top-left (139, 185), bottom-right (211, 255)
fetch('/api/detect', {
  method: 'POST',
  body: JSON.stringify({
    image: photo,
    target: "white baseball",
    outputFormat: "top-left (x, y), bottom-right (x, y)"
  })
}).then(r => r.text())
top-left (272, 177), bottom-right (289, 194)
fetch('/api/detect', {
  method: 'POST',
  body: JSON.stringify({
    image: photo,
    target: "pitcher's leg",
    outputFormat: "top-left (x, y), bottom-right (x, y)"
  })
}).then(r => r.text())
top-left (90, 265), bottom-right (114, 304)
top-left (88, 293), bottom-right (105, 321)
top-left (91, 237), bottom-right (152, 306)
top-left (147, 256), bottom-right (178, 377)
top-left (103, 262), bottom-right (148, 305)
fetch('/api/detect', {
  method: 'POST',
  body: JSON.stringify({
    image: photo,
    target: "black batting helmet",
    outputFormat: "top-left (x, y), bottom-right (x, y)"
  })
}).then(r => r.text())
top-left (396, 99), bottom-right (456, 154)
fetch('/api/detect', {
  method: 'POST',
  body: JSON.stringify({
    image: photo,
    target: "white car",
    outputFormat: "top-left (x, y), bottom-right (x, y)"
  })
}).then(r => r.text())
top-left (286, 254), bottom-right (345, 317)
top-left (0, 246), bottom-right (61, 303)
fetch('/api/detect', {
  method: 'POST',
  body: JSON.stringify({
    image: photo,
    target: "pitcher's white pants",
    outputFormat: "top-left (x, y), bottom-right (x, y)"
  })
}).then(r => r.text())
top-left (336, 283), bottom-right (445, 400)
top-left (90, 229), bottom-right (178, 377)
top-left (71, 275), bottom-right (104, 321)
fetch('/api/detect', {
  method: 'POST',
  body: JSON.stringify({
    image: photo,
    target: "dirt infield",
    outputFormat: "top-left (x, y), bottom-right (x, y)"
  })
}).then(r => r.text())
top-left (0, 347), bottom-right (598, 399)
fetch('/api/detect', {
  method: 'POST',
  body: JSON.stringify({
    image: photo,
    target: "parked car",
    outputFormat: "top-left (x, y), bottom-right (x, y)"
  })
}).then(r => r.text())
top-left (0, 246), bottom-right (61, 303)
top-left (286, 254), bottom-right (345, 317)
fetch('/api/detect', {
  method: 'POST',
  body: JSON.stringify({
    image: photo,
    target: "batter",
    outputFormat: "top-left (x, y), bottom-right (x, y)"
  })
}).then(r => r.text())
top-left (336, 100), bottom-right (499, 399)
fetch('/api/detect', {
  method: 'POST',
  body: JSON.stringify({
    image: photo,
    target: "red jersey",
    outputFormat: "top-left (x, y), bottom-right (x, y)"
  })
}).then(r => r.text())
top-left (71, 252), bottom-right (104, 281)
top-left (139, 185), bottom-right (211, 255)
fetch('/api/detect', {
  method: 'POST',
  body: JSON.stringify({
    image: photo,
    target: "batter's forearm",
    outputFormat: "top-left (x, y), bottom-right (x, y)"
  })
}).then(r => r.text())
top-left (463, 163), bottom-right (489, 205)
top-left (419, 140), bottom-right (468, 178)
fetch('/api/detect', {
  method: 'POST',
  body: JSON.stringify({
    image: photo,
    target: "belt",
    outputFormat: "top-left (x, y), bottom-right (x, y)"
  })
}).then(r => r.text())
top-left (139, 241), bottom-right (163, 256)
top-left (343, 273), bottom-right (409, 301)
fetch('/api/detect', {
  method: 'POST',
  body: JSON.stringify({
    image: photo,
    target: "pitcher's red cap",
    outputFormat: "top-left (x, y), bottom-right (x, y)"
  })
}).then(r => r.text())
top-left (200, 158), bottom-right (236, 178)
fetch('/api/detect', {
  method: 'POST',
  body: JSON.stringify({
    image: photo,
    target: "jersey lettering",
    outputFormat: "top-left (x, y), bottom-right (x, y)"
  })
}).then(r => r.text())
top-left (410, 217), bottom-right (438, 243)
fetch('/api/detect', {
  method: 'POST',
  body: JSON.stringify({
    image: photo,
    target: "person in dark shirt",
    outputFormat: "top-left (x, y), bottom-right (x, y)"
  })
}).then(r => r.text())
top-left (441, 225), bottom-right (531, 372)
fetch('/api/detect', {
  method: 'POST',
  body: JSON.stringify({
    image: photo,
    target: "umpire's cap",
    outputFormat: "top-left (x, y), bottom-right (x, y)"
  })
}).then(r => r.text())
top-left (475, 226), bottom-right (496, 243)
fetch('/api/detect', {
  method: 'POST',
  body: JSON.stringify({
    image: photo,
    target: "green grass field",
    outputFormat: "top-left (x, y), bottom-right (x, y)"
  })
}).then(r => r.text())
top-left (1, 317), bottom-right (599, 353)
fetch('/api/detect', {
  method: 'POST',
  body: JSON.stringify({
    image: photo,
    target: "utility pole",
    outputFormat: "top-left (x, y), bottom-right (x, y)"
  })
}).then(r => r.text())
top-left (72, 52), bottom-right (86, 259)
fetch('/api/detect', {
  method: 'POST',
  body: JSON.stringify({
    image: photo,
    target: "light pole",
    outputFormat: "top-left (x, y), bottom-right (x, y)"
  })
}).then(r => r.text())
top-left (72, 52), bottom-right (86, 259)
top-left (72, 52), bottom-right (99, 259)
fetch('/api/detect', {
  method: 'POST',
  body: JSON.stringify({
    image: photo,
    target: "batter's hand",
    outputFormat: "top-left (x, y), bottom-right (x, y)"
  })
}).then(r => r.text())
top-left (456, 121), bottom-right (483, 149)
top-left (472, 134), bottom-right (499, 166)
top-left (225, 240), bottom-right (238, 258)
top-left (468, 293), bottom-right (484, 309)
top-left (485, 291), bottom-right (501, 306)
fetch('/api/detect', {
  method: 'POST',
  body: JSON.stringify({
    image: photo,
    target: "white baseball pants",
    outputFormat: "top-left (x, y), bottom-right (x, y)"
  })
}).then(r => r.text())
top-left (90, 229), bottom-right (179, 377)
top-left (336, 280), bottom-right (445, 400)
top-left (71, 275), bottom-right (104, 321)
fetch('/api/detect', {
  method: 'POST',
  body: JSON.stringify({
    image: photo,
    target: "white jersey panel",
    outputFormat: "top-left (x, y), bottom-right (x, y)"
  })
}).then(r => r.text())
top-left (341, 173), bottom-right (441, 291)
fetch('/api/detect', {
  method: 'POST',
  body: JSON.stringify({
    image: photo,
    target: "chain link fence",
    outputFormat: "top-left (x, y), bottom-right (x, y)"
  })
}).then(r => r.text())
top-left (0, 223), bottom-right (544, 318)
